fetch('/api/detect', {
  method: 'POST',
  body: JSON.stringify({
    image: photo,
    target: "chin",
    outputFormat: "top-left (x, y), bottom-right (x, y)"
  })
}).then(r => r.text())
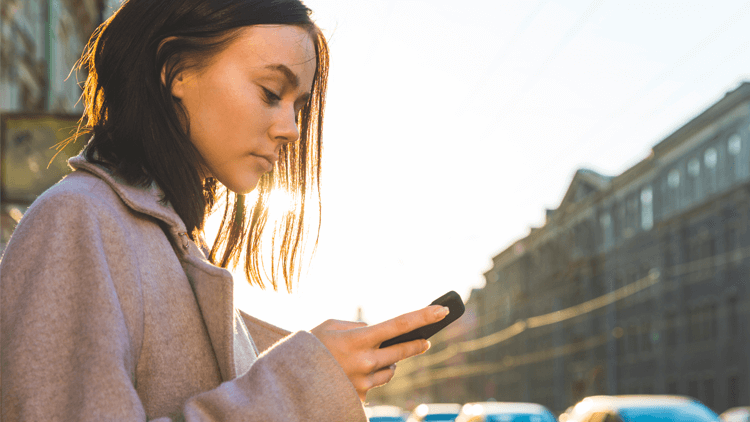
top-left (227, 183), bottom-right (260, 195)
top-left (219, 176), bottom-right (262, 195)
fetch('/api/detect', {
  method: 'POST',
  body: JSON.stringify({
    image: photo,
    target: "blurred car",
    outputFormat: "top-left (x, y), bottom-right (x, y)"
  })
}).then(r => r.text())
top-left (366, 404), bottom-right (407, 422)
top-left (566, 395), bottom-right (720, 422)
top-left (559, 406), bottom-right (575, 422)
top-left (720, 407), bottom-right (750, 422)
top-left (454, 401), bottom-right (558, 422)
top-left (407, 403), bottom-right (463, 422)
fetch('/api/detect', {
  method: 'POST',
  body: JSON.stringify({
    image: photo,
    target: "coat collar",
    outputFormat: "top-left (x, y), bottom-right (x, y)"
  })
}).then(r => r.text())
top-left (68, 153), bottom-right (257, 380)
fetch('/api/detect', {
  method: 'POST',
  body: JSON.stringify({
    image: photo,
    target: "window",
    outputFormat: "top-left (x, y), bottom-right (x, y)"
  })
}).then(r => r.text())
top-left (615, 327), bottom-right (625, 355)
top-left (705, 148), bottom-right (718, 169)
top-left (627, 325), bottom-right (638, 355)
top-left (728, 134), bottom-right (741, 156)
top-left (688, 379), bottom-right (699, 398)
top-left (641, 321), bottom-right (652, 352)
top-left (728, 133), bottom-right (742, 179)
top-left (667, 380), bottom-right (678, 394)
top-left (601, 212), bottom-right (613, 249)
top-left (688, 158), bottom-right (701, 177)
top-left (728, 376), bottom-right (740, 407)
top-left (688, 303), bottom-right (717, 343)
top-left (729, 296), bottom-right (738, 337)
top-left (641, 187), bottom-right (653, 230)
top-left (704, 147), bottom-right (719, 194)
top-left (668, 169), bottom-right (681, 188)
top-left (623, 195), bottom-right (638, 236)
top-left (665, 311), bottom-right (677, 346)
top-left (703, 378), bottom-right (715, 409)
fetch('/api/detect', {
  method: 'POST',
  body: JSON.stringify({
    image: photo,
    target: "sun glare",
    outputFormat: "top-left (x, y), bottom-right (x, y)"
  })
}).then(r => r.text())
top-left (266, 188), bottom-right (294, 218)
top-left (203, 187), bottom-right (296, 248)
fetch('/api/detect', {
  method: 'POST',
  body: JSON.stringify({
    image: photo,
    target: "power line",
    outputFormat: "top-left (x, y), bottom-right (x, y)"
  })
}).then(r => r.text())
top-left (505, 0), bottom-right (606, 108)
top-left (457, 0), bottom-right (552, 112)
top-left (516, 0), bottom-right (750, 183)
top-left (441, 185), bottom-right (750, 345)
top-left (387, 333), bottom-right (610, 395)
top-left (385, 295), bottom-right (750, 396)
top-left (582, 39), bottom-right (750, 163)
top-left (397, 270), bottom-right (660, 375)
top-left (387, 299), bottom-right (750, 395)
top-left (400, 237), bottom-right (750, 376)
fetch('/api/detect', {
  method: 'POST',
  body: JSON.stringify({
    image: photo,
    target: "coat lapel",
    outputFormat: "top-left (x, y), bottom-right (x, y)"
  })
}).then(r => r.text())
top-left (179, 252), bottom-right (238, 381)
top-left (167, 225), bottom-right (259, 382)
top-left (68, 154), bottom-right (257, 382)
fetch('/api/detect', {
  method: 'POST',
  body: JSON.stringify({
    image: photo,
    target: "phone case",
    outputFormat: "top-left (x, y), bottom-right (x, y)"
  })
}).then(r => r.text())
top-left (379, 290), bottom-right (465, 348)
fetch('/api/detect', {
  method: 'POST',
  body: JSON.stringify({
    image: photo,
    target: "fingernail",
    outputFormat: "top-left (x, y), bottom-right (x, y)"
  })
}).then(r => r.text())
top-left (424, 340), bottom-right (431, 352)
top-left (435, 306), bottom-right (449, 318)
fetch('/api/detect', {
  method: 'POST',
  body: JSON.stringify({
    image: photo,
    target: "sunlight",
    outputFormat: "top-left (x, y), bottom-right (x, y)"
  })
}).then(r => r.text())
top-left (266, 188), bottom-right (295, 220)
top-left (203, 186), bottom-right (296, 250)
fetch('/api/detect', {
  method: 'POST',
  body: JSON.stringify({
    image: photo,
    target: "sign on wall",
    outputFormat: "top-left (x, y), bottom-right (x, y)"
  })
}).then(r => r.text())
top-left (1, 113), bottom-right (85, 204)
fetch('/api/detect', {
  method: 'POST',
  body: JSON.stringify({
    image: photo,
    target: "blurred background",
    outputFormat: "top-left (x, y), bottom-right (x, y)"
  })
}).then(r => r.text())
top-left (2, 0), bottom-right (750, 417)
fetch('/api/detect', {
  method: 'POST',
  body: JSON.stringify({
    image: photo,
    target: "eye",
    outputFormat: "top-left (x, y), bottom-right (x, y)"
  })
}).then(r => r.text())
top-left (261, 86), bottom-right (281, 105)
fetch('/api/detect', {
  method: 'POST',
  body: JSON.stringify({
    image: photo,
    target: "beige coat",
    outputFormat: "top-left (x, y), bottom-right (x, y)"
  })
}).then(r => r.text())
top-left (0, 155), bottom-right (366, 421)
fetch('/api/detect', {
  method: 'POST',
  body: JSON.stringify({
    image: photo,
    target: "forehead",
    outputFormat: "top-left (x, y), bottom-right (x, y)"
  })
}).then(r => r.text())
top-left (226, 25), bottom-right (316, 87)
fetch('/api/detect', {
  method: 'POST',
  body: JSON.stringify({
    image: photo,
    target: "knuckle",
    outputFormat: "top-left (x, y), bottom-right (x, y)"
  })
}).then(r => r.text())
top-left (360, 356), bottom-right (378, 374)
top-left (394, 316), bottom-right (411, 333)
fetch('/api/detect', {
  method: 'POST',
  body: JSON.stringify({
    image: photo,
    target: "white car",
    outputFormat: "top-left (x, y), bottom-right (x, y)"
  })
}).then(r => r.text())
top-left (720, 407), bottom-right (750, 422)
top-left (454, 401), bottom-right (558, 422)
top-left (407, 403), bottom-right (463, 422)
top-left (366, 405), bottom-right (408, 422)
top-left (566, 395), bottom-right (720, 422)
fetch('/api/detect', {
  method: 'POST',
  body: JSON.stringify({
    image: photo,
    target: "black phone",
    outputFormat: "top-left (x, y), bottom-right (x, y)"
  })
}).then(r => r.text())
top-left (379, 290), bottom-right (465, 348)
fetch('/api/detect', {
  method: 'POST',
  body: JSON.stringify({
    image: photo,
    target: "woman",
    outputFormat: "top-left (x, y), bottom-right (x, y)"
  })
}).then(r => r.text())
top-left (0, 0), bottom-right (449, 420)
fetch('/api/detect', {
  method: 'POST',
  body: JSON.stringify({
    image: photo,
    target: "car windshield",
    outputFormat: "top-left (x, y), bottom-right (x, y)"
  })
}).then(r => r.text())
top-left (423, 414), bottom-right (460, 421)
top-left (486, 412), bottom-right (558, 422)
top-left (618, 402), bottom-right (720, 422)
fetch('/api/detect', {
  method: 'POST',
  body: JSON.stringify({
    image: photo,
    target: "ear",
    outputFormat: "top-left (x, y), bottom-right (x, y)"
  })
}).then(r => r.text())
top-left (158, 36), bottom-right (186, 99)
top-left (162, 67), bottom-right (187, 100)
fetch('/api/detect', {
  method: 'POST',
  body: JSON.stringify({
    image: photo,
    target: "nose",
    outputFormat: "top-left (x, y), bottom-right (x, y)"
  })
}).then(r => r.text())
top-left (270, 105), bottom-right (300, 146)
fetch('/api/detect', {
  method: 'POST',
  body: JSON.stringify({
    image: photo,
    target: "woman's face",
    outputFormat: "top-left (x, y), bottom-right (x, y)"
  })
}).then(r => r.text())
top-left (171, 25), bottom-right (316, 194)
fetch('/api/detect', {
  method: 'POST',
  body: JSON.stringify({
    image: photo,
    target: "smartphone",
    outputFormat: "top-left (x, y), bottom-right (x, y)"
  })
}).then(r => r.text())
top-left (379, 290), bottom-right (465, 348)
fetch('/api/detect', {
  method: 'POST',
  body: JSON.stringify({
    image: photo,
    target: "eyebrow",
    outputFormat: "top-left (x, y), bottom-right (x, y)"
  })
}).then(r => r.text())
top-left (265, 64), bottom-right (300, 88)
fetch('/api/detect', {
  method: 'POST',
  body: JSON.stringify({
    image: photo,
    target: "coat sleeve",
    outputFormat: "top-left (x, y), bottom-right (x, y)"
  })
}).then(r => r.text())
top-left (183, 331), bottom-right (366, 421)
top-left (0, 188), bottom-right (366, 422)
top-left (0, 189), bottom-right (151, 421)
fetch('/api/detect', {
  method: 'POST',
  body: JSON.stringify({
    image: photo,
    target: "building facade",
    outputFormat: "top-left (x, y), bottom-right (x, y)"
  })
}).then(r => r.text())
top-left (370, 82), bottom-right (750, 414)
top-left (0, 0), bottom-right (123, 247)
top-left (0, 0), bottom-right (104, 112)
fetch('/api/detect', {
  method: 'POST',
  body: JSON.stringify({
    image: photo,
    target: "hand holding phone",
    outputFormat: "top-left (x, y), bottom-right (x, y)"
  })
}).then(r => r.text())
top-left (379, 290), bottom-right (465, 348)
top-left (310, 290), bottom-right (465, 402)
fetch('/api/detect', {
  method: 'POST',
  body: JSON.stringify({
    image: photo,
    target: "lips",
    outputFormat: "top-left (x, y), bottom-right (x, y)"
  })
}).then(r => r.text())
top-left (254, 153), bottom-right (277, 172)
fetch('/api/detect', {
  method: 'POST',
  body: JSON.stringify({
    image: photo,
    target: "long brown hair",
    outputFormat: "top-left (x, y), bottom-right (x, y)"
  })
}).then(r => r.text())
top-left (72, 0), bottom-right (328, 292)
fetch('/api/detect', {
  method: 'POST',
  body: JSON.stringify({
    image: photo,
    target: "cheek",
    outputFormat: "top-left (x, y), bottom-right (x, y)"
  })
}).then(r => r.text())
top-left (188, 85), bottom-right (252, 155)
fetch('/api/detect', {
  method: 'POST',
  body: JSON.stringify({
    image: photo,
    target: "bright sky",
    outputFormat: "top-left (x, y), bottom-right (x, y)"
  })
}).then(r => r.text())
top-left (230, 0), bottom-right (750, 332)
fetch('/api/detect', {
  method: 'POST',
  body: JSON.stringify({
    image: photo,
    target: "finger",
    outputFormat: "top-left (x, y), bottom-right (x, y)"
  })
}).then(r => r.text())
top-left (375, 339), bottom-right (431, 368)
top-left (366, 305), bottom-right (449, 345)
top-left (352, 363), bottom-right (396, 402)
top-left (369, 364), bottom-right (397, 389)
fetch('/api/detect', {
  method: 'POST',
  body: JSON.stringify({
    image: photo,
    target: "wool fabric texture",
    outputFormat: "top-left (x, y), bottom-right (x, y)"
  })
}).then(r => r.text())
top-left (0, 154), bottom-right (366, 421)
